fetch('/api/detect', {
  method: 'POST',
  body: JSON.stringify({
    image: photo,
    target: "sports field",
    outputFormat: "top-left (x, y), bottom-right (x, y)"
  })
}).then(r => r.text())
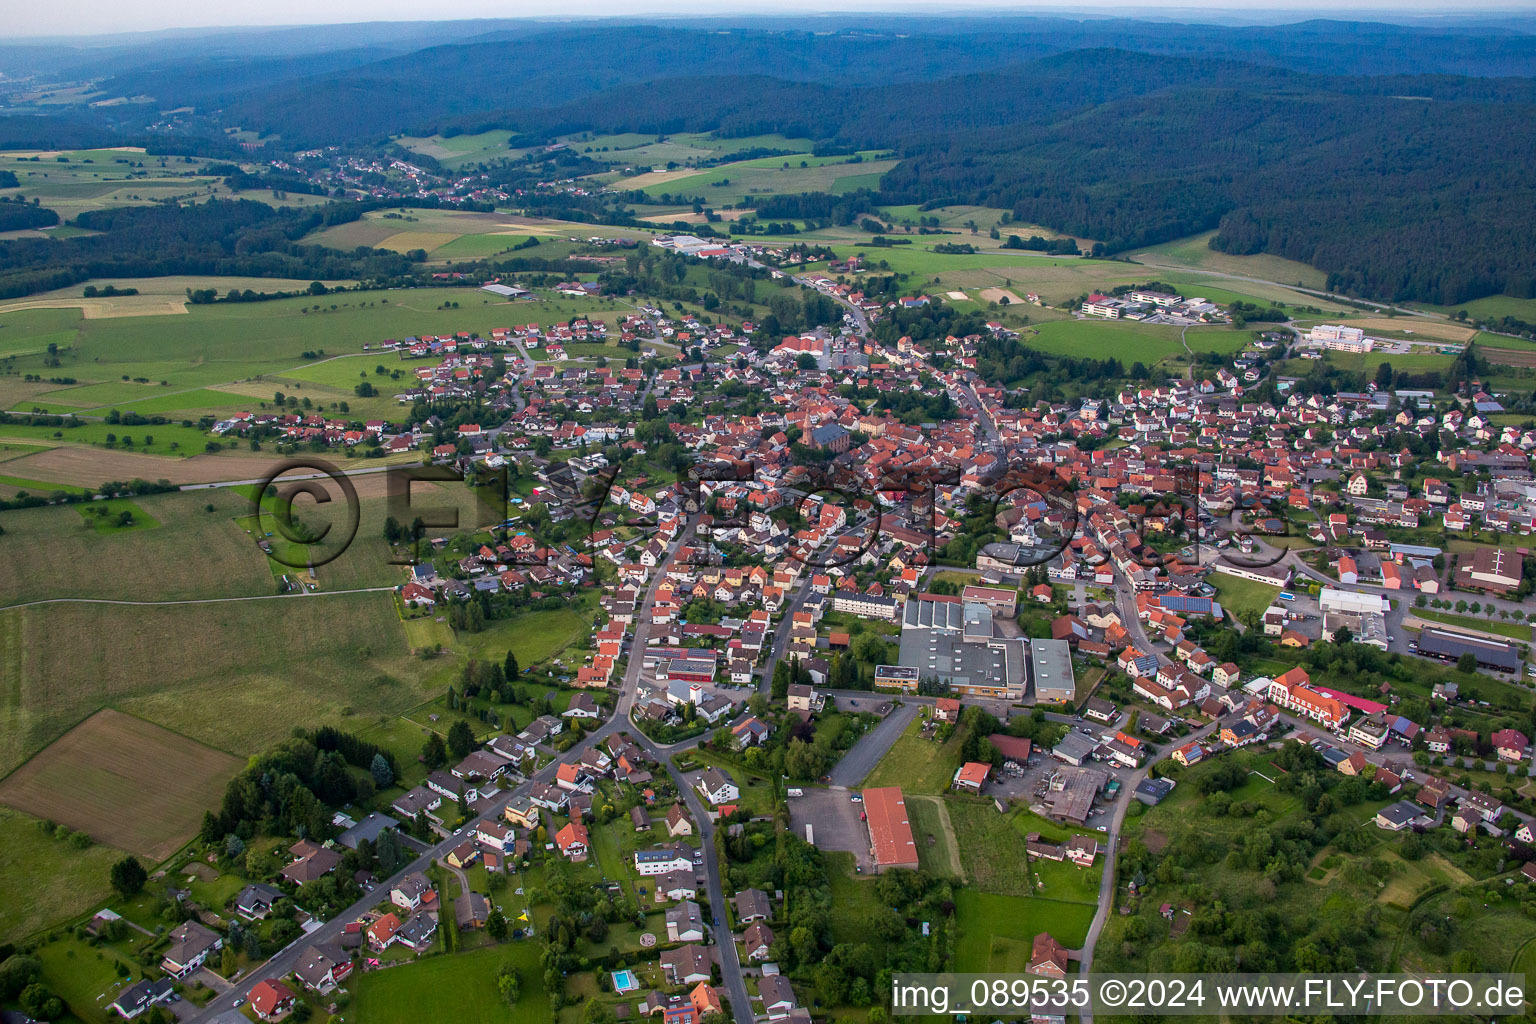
top-left (1023, 319), bottom-right (1188, 362)
top-left (0, 709), bottom-right (241, 860)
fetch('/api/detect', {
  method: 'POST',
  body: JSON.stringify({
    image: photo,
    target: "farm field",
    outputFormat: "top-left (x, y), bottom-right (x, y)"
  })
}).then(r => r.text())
top-left (0, 709), bottom-right (242, 860)
top-left (1130, 230), bottom-right (1329, 290)
top-left (572, 131), bottom-right (818, 176)
top-left (0, 481), bottom-right (441, 605)
top-left (1413, 293), bottom-right (1536, 323)
top-left (0, 274), bottom-right (358, 319)
top-left (352, 944), bottom-right (550, 1024)
top-left (0, 148), bottom-right (225, 220)
top-left (0, 285), bottom-right (622, 458)
top-left (876, 204), bottom-right (1072, 239)
top-left (396, 130), bottom-right (522, 167)
top-left (0, 807), bottom-right (122, 943)
top-left (634, 152), bottom-right (898, 204)
top-left (1022, 319), bottom-right (1188, 363)
top-left (0, 489), bottom-right (274, 604)
top-left (802, 244), bottom-right (1347, 316)
top-left (0, 590), bottom-right (434, 780)
top-left (0, 443), bottom-right (342, 489)
top-left (304, 208), bottom-right (667, 253)
top-left (1343, 317), bottom-right (1477, 343)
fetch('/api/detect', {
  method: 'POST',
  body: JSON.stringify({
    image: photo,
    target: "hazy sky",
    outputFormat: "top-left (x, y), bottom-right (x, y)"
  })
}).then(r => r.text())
top-left (14, 1), bottom-right (1531, 38)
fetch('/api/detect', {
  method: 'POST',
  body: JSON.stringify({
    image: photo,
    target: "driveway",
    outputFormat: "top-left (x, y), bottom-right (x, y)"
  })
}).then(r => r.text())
top-left (829, 702), bottom-right (917, 787)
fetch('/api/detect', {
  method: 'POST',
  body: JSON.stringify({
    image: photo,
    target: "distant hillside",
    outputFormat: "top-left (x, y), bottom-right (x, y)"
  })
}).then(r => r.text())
top-left (5, 17), bottom-right (1536, 305)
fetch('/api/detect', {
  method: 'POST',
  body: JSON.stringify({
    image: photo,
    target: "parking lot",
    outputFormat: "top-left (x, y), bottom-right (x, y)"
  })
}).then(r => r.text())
top-left (787, 787), bottom-right (873, 872)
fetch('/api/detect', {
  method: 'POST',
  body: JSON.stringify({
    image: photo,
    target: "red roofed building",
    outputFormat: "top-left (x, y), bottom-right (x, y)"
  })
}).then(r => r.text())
top-left (556, 821), bottom-right (590, 862)
top-left (1267, 667), bottom-right (1346, 728)
top-left (952, 761), bottom-right (990, 794)
top-left (863, 786), bottom-right (919, 872)
top-left (249, 979), bottom-right (298, 1022)
top-left (367, 912), bottom-right (400, 951)
top-left (1027, 932), bottom-right (1070, 976)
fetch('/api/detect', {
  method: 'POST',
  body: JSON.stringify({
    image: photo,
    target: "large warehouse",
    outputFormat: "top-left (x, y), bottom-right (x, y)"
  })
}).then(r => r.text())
top-left (863, 786), bottom-right (920, 872)
top-left (1416, 626), bottom-right (1519, 673)
top-left (888, 596), bottom-right (1026, 699)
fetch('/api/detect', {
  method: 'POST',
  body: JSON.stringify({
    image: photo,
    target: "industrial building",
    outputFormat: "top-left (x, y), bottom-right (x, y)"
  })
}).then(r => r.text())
top-left (886, 596), bottom-right (1026, 699)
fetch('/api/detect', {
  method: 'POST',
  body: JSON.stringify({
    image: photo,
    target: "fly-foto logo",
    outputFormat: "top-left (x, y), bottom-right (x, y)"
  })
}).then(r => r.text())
top-left (248, 454), bottom-right (1291, 573)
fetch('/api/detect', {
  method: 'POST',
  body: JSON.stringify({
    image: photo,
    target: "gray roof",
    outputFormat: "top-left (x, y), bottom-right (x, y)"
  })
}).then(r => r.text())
top-left (1052, 732), bottom-right (1098, 763)
top-left (1378, 800), bottom-right (1424, 827)
top-left (1030, 638), bottom-right (1075, 700)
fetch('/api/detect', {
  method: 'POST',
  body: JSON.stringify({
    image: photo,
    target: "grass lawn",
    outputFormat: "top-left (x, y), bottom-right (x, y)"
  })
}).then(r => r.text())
top-left (862, 714), bottom-right (963, 795)
top-left (76, 497), bottom-right (158, 534)
top-left (1413, 607), bottom-right (1533, 641)
top-left (35, 936), bottom-right (141, 1024)
top-left (456, 596), bottom-right (599, 671)
top-left (1210, 570), bottom-right (1282, 619)
top-left (0, 807), bottom-right (122, 943)
top-left (946, 798), bottom-right (1101, 901)
top-left (905, 794), bottom-right (962, 879)
top-left (824, 852), bottom-right (894, 948)
top-left (952, 890), bottom-right (1095, 970)
top-left (352, 944), bottom-right (550, 1024)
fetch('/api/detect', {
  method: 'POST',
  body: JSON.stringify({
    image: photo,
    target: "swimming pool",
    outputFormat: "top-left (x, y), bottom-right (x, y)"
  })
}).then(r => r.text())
top-left (613, 970), bottom-right (639, 994)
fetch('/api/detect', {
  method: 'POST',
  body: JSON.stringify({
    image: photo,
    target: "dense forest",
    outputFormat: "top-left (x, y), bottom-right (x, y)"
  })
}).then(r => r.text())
top-left (518, 51), bottom-right (1536, 305)
top-left (0, 199), bottom-right (427, 299)
top-left (7, 20), bottom-right (1536, 304)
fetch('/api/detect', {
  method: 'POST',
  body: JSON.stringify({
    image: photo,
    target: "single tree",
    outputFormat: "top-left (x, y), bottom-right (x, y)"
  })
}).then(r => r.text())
top-left (370, 752), bottom-right (394, 788)
top-left (422, 731), bottom-right (448, 769)
top-left (109, 855), bottom-right (147, 897)
top-left (447, 719), bottom-right (476, 759)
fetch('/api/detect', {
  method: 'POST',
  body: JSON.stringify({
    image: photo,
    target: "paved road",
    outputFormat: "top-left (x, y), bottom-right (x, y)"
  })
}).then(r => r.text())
top-left (828, 702), bottom-right (919, 788)
top-left (184, 524), bottom-right (766, 1024)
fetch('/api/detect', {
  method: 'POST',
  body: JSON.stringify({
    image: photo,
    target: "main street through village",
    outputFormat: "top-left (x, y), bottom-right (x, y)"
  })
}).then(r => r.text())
top-left (178, 271), bottom-right (1519, 1019)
